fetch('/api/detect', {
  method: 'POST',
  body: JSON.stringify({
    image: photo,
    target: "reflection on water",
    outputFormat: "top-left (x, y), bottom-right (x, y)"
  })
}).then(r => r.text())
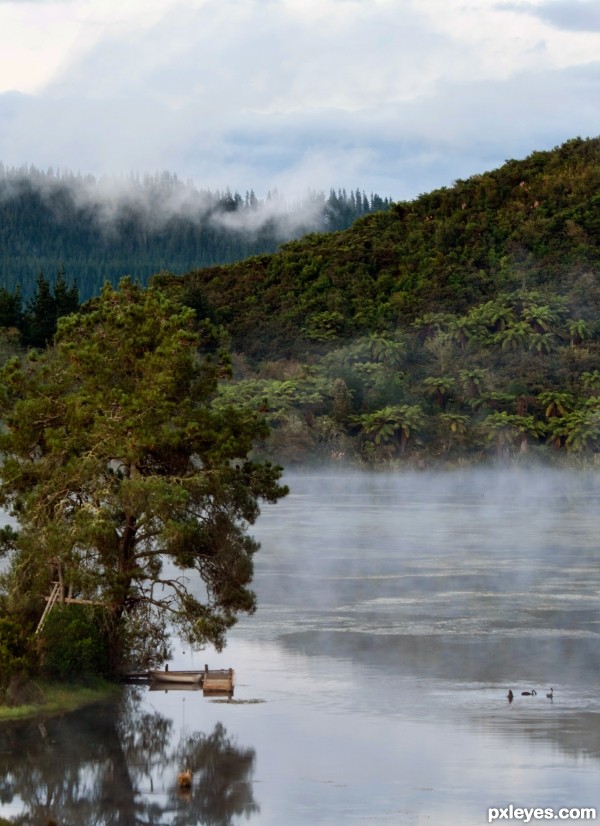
top-left (1, 469), bottom-right (600, 824)
top-left (0, 689), bottom-right (257, 825)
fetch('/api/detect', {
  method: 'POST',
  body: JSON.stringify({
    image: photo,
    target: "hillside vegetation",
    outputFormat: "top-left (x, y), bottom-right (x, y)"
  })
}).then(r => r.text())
top-left (159, 136), bottom-right (600, 360)
top-left (1, 137), bottom-right (599, 467)
top-left (156, 137), bottom-right (600, 466)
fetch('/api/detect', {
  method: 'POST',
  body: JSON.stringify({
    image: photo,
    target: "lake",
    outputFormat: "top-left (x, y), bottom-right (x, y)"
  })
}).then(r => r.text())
top-left (1, 468), bottom-right (600, 824)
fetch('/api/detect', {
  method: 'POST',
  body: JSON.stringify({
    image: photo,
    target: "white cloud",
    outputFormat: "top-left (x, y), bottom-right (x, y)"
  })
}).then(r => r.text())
top-left (500, 1), bottom-right (600, 33)
top-left (0, 0), bottom-right (599, 199)
top-left (43, 2), bottom-right (451, 111)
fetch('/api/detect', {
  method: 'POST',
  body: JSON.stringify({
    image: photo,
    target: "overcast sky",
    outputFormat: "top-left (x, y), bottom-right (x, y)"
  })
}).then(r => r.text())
top-left (0, 0), bottom-right (599, 201)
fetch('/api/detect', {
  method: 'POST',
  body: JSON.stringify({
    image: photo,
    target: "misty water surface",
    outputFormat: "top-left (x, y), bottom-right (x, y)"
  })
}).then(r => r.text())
top-left (1, 468), bottom-right (599, 825)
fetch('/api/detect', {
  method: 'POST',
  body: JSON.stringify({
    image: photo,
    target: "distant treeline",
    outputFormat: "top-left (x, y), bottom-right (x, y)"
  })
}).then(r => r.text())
top-left (0, 269), bottom-right (79, 348)
top-left (0, 165), bottom-right (392, 301)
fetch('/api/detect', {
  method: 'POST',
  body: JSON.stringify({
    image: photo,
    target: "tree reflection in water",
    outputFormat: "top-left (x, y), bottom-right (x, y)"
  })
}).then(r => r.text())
top-left (0, 688), bottom-right (259, 826)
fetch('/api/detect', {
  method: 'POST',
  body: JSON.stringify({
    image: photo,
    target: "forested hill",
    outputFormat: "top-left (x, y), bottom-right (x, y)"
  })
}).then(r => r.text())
top-left (0, 165), bottom-right (391, 300)
top-left (157, 136), bottom-right (600, 360)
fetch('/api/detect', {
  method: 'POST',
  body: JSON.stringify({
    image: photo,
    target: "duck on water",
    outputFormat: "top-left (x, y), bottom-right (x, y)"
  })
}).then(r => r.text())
top-left (507, 688), bottom-right (554, 700)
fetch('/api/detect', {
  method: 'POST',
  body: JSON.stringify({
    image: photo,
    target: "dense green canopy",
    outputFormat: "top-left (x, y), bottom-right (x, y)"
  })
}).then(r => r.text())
top-left (0, 280), bottom-right (287, 670)
top-left (157, 136), bottom-right (600, 360)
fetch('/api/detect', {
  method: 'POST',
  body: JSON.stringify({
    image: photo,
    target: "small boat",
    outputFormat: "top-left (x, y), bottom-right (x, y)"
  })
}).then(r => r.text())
top-left (148, 682), bottom-right (202, 692)
top-left (148, 669), bottom-right (204, 685)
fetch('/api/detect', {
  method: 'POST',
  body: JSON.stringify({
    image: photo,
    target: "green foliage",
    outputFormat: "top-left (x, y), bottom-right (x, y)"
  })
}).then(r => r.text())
top-left (478, 412), bottom-right (543, 457)
top-left (567, 318), bottom-right (592, 345)
top-left (156, 136), bottom-right (600, 360)
top-left (0, 168), bottom-right (391, 302)
top-left (0, 285), bottom-right (22, 328)
top-left (560, 408), bottom-right (600, 452)
top-left (422, 376), bottom-right (456, 408)
top-left (581, 370), bottom-right (600, 395)
top-left (0, 616), bottom-right (33, 690)
top-left (207, 280), bottom-right (600, 465)
top-left (303, 310), bottom-right (347, 341)
top-left (0, 268), bottom-right (80, 349)
top-left (353, 404), bottom-right (425, 454)
top-left (4, 137), bottom-right (600, 471)
top-left (40, 606), bottom-right (110, 680)
top-left (538, 391), bottom-right (573, 418)
top-left (0, 328), bottom-right (22, 368)
top-left (0, 280), bottom-right (287, 671)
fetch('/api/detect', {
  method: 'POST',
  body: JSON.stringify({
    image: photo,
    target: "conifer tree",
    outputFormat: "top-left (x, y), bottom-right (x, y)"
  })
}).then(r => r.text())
top-left (0, 280), bottom-right (287, 671)
top-left (23, 270), bottom-right (56, 348)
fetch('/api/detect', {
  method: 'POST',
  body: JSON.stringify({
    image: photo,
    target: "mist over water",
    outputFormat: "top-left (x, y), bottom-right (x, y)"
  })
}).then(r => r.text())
top-left (243, 468), bottom-right (600, 796)
top-left (251, 468), bottom-right (600, 689)
top-left (2, 467), bottom-right (600, 824)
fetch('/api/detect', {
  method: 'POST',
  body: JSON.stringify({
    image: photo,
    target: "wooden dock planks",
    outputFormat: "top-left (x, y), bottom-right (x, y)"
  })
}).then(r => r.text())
top-left (202, 666), bottom-right (235, 694)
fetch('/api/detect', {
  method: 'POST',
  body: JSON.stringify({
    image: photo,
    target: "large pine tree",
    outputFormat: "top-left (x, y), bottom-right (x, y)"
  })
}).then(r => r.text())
top-left (0, 280), bottom-right (287, 671)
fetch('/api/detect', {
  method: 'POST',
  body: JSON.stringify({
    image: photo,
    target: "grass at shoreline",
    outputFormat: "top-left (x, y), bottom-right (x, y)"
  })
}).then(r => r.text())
top-left (0, 679), bottom-right (120, 722)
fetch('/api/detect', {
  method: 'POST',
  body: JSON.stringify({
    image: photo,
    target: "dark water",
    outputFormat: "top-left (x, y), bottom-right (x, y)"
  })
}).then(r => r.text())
top-left (2, 469), bottom-right (600, 824)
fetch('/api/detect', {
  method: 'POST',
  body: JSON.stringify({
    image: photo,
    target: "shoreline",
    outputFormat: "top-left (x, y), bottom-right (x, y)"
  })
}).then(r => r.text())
top-left (0, 679), bottom-right (120, 723)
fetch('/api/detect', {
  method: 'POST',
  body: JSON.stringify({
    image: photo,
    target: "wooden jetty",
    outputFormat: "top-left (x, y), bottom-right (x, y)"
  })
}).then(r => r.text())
top-left (202, 666), bottom-right (235, 695)
top-left (126, 664), bottom-right (235, 695)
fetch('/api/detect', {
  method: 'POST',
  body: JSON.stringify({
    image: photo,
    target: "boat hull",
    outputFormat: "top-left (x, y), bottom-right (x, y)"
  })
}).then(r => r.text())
top-left (148, 670), bottom-right (203, 685)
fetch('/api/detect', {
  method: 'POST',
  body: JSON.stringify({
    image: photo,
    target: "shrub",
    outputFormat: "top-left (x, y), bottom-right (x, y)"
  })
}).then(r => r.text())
top-left (40, 605), bottom-right (111, 680)
top-left (0, 616), bottom-right (33, 690)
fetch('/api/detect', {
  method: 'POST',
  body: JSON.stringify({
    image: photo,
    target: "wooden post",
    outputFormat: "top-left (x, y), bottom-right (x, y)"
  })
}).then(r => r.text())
top-left (56, 560), bottom-right (64, 605)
